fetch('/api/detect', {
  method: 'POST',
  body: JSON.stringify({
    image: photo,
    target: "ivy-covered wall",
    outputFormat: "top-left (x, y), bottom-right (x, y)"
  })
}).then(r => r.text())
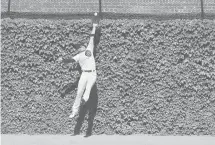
top-left (1, 18), bottom-right (215, 135)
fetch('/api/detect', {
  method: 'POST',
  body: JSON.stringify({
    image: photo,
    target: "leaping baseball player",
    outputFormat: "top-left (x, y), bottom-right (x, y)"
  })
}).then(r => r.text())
top-left (57, 13), bottom-right (99, 118)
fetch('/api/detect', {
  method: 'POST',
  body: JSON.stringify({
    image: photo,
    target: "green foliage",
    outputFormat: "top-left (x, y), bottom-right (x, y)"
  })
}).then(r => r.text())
top-left (1, 18), bottom-right (215, 135)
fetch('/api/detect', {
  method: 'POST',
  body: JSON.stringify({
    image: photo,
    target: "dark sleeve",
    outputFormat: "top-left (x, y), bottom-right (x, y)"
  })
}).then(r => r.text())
top-left (62, 58), bottom-right (76, 63)
top-left (76, 64), bottom-right (82, 74)
top-left (93, 27), bottom-right (101, 57)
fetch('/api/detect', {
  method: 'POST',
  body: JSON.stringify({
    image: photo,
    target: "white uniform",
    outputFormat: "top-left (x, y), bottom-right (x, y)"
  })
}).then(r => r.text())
top-left (72, 50), bottom-right (96, 70)
top-left (71, 45), bottom-right (97, 113)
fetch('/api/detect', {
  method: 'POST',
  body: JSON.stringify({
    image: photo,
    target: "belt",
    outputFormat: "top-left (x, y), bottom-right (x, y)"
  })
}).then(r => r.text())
top-left (82, 70), bottom-right (96, 72)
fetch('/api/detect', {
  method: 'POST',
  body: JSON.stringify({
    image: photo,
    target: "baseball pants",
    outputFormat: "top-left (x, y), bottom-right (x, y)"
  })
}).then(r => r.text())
top-left (72, 71), bottom-right (97, 112)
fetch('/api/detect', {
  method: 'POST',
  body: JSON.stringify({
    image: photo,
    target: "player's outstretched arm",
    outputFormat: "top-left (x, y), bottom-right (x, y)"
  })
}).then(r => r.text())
top-left (93, 26), bottom-right (101, 57)
top-left (57, 54), bottom-right (79, 70)
top-left (57, 56), bottom-right (76, 64)
top-left (87, 24), bottom-right (97, 53)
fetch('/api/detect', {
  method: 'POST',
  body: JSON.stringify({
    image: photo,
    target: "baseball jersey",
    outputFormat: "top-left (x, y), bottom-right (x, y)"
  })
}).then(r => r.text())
top-left (72, 46), bottom-right (96, 70)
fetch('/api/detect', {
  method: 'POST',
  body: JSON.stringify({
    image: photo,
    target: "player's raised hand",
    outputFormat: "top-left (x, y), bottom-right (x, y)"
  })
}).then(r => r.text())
top-left (92, 12), bottom-right (99, 27)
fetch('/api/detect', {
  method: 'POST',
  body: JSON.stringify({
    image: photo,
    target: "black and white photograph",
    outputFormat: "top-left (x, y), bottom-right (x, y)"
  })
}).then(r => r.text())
top-left (1, 0), bottom-right (215, 145)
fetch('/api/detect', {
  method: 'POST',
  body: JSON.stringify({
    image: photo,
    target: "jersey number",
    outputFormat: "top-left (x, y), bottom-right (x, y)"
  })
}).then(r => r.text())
top-left (85, 50), bottom-right (92, 57)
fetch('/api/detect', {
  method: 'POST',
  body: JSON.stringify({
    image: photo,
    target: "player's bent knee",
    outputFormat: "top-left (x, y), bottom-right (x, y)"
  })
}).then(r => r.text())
top-left (83, 94), bottom-right (90, 102)
top-left (77, 91), bottom-right (84, 98)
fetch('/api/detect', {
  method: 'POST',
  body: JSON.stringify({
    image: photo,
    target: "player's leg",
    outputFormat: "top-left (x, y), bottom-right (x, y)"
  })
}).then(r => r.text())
top-left (82, 73), bottom-right (97, 102)
top-left (70, 73), bottom-right (87, 118)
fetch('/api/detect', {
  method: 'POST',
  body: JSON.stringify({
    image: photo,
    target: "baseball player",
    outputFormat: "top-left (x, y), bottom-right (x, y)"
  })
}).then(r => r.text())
top-left (58, 22), bottom-right (98, 118)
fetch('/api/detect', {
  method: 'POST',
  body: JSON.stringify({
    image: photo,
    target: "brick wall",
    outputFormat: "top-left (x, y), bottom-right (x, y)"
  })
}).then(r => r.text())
top-left (102, 0), bottom-right (215, 14)
top-left (204, 0), bottom-right (215, 13)
top-left (1, 0), bottom-right (215, 16)
top-left (4, 0), bottom-right (99, 13)
top-left (102, 0), bottom-right (201, 14)
top-left (1, 0), bottom-right (8, 12)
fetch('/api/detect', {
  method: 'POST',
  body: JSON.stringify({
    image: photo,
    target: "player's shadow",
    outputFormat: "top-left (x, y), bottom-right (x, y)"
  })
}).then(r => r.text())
top-left (60, 79), bottom-right (98, 137)
top-left (73, 83), bottom-right (98, 137)
top-left (60, 81), bottom-right (98, 137)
